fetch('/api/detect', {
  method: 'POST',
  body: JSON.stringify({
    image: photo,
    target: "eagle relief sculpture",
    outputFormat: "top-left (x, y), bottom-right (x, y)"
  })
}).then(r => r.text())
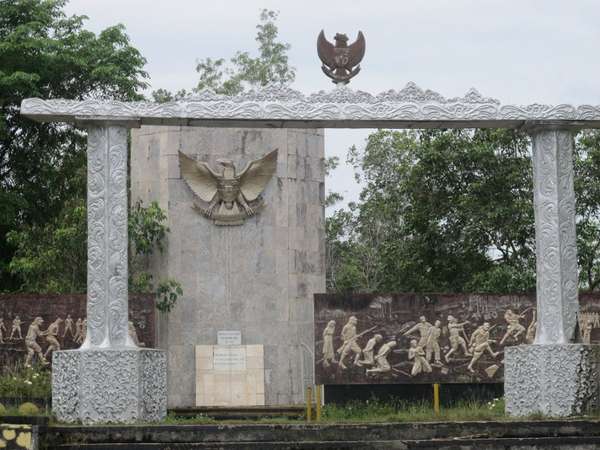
top-left (178, 149), bottom-right (278, 225)
top-left (317, 30), bottom-right (366, 85)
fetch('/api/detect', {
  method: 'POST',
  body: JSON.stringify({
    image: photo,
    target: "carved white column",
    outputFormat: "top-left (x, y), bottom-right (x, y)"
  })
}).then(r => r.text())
top-left (505, 126), bottom-right (600, 417)
top-left (52, 124), bottom-right (166, 425)
top-left (531, 127), bottom-right (579, 344)
top-left (84, 126), bottom-right (131, 348)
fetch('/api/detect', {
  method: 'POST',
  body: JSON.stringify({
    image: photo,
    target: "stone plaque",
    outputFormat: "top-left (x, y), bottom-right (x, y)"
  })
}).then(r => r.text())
top-left (213, 347), bottom-right (246, 370)
top-left (195, 345), bottom-right (265, 407)
top-left (315, 292), bottom-right (600, 385)
top-left (217, 330), bottom-right (242, 346)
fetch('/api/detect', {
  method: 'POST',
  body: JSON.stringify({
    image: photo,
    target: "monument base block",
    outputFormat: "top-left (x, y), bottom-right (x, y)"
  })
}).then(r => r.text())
top-left (505, 344), bottom-right (600, 417)
top-left (52, 348), bottom-right (167, 424)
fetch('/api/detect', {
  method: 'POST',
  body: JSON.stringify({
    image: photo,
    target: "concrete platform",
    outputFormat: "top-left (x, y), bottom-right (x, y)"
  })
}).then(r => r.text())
top-left (40, 419), bottom-right (600, 449)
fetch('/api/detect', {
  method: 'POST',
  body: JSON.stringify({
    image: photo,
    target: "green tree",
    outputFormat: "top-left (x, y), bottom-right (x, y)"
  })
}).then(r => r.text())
top-left (194, 9), bottom-right (295, 95)
top-left (0, 0), bottom-right (148, 290)
top-left (329, 129), bottom-right (536, 293)
top-left (329, 128), bottom-right (600, 294)
top-left (152, 9), bottom-right (295, 101)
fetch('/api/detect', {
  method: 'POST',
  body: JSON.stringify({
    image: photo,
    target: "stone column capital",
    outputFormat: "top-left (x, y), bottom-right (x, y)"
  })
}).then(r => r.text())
top-left (521, 120), bottom-right (584, 134)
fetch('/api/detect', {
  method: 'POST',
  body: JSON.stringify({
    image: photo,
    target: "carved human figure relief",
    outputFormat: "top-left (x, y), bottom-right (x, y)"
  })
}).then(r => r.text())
top-left (0, 318), bottom-right (5, 344)
top-left (178, 149), bottom-right (278, 225)
top-left (403, 316), bottom-right (432, 348)
top-left (44, 318), bottom-right (63, 358)
top-left (407, 339), bottom-right (432, 376)
top-left (357, 334), bottom-right (383, 367)
top-left (366, 340), bottom-right (397, 375)
top-left (337, 316), bottom-right (362, 369)
top-left (467, 322), bottom-right (499, 373)
top-left (425, 320), bottom-right (442, 365)
top-left (62, 314), bottom-right (74, 338)
top-left (24, 317), bottom-right (48, 367)
top-left (10, 315), bottom-right (22, 340)
top-left (321, 320), bottom-right (337, 367)
top-left (444, 315), bottom-right (471, 362)
top-left (74, 318), bottom-right (83, 344)
top-left (499, 309), bottom-right (527, 345)
top-left (582, 318), bottom-right (593, 344)
top-left (525, 311), bottom-right (537, 344)
top-left (128, 321), bottom-right (144, 347)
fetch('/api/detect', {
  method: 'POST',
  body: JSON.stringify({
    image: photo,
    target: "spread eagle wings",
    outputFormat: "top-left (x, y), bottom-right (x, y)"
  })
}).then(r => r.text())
top-left (346, 31), bottom-right (366, 68)
top-left (317, 30), bottom-right (336, 68)
top-left (178, 152), bottom-right (219, 202)
top-left (317, 30), bottom-right (366, 69)
top-left (237, 149), bottom-right (278, 202)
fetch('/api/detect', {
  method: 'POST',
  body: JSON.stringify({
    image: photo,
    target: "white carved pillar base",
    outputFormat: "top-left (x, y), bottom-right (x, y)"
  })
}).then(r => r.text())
top-left (51, 125), bottom-right (167, 423)
top-left (52, 348), bottom-right (167, 424)
top-left (505, 127), bottom-right (582, 417)
top-left (505, 344), bottom-right (600, 416)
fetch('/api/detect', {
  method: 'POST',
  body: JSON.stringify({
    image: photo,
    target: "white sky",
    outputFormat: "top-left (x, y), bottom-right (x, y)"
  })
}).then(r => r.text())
top-left (64, 0), bottom-right (600, 211)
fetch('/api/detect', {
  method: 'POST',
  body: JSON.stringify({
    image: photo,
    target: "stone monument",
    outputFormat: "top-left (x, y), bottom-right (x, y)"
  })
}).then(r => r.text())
top-left (21, 79), bottom-right (600, 417)
top-left (130, 126), bottom-right (325, 406)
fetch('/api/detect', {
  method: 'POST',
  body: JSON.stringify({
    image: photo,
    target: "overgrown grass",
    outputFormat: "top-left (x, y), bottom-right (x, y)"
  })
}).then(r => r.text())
top-left (158, 399), bottom-right (507, 425)
top-left (320, 398), bottom-right (506, 423)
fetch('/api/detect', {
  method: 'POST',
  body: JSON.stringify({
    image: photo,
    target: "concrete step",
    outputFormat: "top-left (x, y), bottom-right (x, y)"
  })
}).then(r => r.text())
top-left (49, 436), bottom-right (600, 450)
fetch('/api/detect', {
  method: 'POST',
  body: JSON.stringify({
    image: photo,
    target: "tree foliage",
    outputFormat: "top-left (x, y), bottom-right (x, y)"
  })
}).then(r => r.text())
top-left (152, 9), bottom-right (295, 102)
top-left (0, 0), bottom-right (148, 290)
top-left (327, 128), bottom-right (600, 294)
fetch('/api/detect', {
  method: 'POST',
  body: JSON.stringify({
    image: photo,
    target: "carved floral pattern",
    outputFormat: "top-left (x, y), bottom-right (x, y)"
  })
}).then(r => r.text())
top-left (52, 349), bottom-right (167, 424)
top-left (86, 127), bottom-right (129, 347)
top-left (20, 83), bottom-right (600, 124)
top-left (531, 129), bottom-right (579, 344)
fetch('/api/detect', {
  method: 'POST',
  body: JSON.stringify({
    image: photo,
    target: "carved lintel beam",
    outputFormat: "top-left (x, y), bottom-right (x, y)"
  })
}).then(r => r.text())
top-left (530, 127), bottom-right (579, 344)
top-left (19, 83), bottom-right (600, 129)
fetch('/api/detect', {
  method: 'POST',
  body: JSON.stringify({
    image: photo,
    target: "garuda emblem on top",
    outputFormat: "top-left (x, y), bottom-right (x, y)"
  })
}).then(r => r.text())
top-left (178, 149), bottom-right (278, 226)
top-left (317, 30), bottom-right (366, 85)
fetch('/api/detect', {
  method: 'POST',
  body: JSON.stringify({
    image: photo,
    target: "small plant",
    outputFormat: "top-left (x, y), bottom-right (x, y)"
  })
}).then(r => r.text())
top-left (0, 366), bottom-right (51, 403)
top-left (156, 279), bottom-right (183, 313)
top-left (129, 200), bottom-right (183, 313)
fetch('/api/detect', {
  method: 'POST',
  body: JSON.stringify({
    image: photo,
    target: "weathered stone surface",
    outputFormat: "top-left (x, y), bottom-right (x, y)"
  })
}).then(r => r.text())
top-left (131, 126), bottom-right (325, 407)
top-left (52, 348), bottom-right (167, 424)
top-left (505, 344), bottom-right (600, 417)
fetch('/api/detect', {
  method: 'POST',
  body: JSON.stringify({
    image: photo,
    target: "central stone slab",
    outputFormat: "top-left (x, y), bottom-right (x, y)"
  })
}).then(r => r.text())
top-left (195, 345), bottom-right (264, 406)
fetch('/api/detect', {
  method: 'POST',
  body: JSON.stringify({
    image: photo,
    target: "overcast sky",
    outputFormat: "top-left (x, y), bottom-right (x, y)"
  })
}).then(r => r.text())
top-left (64, 0), bottom-right (600, 210)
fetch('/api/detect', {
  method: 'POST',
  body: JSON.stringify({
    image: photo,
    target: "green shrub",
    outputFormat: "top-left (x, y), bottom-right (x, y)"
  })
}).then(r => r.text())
top-left (0, 402), bottom-right (6, 415)
top-left (0, 367), bottom-right (51, 401)
top-left (18, 402), bottom-right (40, 415)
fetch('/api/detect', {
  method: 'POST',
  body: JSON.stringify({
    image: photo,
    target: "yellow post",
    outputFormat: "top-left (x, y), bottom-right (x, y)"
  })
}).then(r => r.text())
top-left (315, 384), bottom-right (322, 421)
top-left (433, 383), bottom-right (440, 416)
top-left (306, 386), bottom-right (313, 422)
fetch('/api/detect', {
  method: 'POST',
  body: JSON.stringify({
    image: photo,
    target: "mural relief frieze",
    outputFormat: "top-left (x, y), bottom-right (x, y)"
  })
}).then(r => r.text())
top-left (315, 293), bottom-right (600, 385)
